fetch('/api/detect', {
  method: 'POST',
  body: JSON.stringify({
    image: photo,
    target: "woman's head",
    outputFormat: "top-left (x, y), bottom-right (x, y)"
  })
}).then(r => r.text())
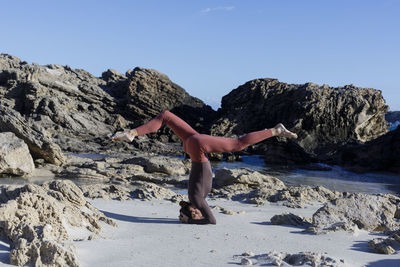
top-left (179, 201), bottom-right (204, 220)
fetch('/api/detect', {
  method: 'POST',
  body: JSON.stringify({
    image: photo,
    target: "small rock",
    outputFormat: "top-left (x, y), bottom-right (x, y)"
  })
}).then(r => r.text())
top-left (241, 258), bottom-right (253, 265)
top-left (242, 252), bottom-right (255, 257)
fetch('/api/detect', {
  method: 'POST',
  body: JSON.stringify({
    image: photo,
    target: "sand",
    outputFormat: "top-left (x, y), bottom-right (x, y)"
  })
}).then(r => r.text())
top-left (0, 198), bottom-right (398, 266)
top-left (74, 199), bottom-right (399, 267)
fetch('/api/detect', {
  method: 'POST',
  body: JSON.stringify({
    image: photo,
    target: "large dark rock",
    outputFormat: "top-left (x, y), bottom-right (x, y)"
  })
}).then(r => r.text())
top-left (211, 79), bottom-right (389, 164)
top-left (0, 54), bottom-right (216, 157)
top-left (0, 54), bottom-right (127, 155)
top-left (125, 67), bottom-right (217, 134)
top-left (0, 103), bottom-right (65, 165)
top-left (330, 126), bottom-right (400, 173)
top-left (101, 66), bottom-right (218, 142)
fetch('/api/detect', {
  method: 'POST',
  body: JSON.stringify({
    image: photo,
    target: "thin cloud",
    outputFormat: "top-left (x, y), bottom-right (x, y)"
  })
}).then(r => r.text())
top-left (201, 6), bottom-right (235, 13)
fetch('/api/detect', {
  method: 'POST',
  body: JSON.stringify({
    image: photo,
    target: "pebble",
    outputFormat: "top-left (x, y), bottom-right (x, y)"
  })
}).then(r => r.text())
top-left (241, 258), bottom-right (253, 265)
top-left (242, 252), bottom-right (255, 257)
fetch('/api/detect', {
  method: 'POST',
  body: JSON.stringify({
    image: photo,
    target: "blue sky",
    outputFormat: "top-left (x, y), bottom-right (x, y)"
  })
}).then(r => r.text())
top-left (1, 0), bottom-right (399, 110)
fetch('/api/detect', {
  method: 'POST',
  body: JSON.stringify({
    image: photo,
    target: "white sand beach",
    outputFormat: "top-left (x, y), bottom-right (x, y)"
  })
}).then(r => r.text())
top-left (68, 199), bottom-right (399, 267)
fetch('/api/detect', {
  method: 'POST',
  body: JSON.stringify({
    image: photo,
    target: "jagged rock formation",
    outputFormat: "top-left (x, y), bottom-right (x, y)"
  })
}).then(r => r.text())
top-left (0, 54), bottom-right (121, 156)
top-left (330, 127), bottom-right (400, 173)
top-left (0, 180), bottom-right (116, 266)
top-left (121, 155), bottom-right (189, 175)
top-left (0, 54), bottom-right (215, 157)
top-left (368, 229), bottom-right (400, 254)
top-left (211, 168), bottom-right (342, 207)
top-left (213, 167), bottom-right (285, 188)
top-left (211, 79), bottom-right (389, 164)
top-left (309, 193), bottom-right (400, 234)
top-left (237, 251), bottom-right (346, 266)
top-left (0, 54), bottom-right (397, 173)
top-left (0, 132), bottom-right (35, 176)
top-left (270, 212), bottom-right (312, 227)
top-left (102, 67), bottom-right (217, 143)
top-left (80, 181), bottom-right (183, 202)
top-left (124, 67), bottom-right (217, 133)
top-left (0, 104), bottom-right (65, 165)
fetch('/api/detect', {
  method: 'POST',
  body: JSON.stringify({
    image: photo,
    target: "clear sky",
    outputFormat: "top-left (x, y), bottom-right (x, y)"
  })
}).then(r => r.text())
top-left (1, 0), bottom-right (399, 110)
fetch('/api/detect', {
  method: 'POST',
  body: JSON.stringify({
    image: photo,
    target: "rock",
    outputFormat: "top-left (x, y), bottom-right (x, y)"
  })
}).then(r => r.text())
top-left (214, 168), bottom-right (286, 189)
top-left (240, 258), bottom-right (253, 265)
top-left (331, 127), bottom-right (400, 173)
top-left (131, 181), bottom-right (180, 201)
top-left (125, 67), bottom-right (217, 135)
top-left (258, 138), bottom-right (317, 165)
top-left (212, 176), bottom-right (341, 207)
top-left (80, 184), bottom-right (133, 200)
top-left (58, 166), bottom-right (110, 181)
top-left (0, 54), bottom-right (218, 157)
top-left (368, 229), bottom-right (400, 255)
top-left (368, 237), bottom-right (397, 254)
top-left (211, 78), bottom-right (388, 165)
top-left (214, 205), bottom-right (246, 215)
top-left (0, 132), bottom-right (35, 176)
top-left (0, 104), bottom-right (66, 165)
top-left (242, 252), bottom-right (255, 257)
top-left (0, 53), bottom-right (132, 156)
top-left (11, 239), bottom-right (79, 267)
top-left (47, 179), bottom-right (86, 206)
top-left (0, 180), bottom-right (116, 266)
top-left (123, 155), bottom-right (188, 175)
top-left (270, 213), bottom-right (312, 227)
top-left (239, 251), bottom-right (345, 267)
top-left (311, 193), bottom-right (400, 234)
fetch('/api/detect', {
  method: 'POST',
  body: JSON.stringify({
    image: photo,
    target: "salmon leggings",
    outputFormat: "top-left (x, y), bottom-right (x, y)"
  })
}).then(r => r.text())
top-left (134, 111), bottom-right (274, 224)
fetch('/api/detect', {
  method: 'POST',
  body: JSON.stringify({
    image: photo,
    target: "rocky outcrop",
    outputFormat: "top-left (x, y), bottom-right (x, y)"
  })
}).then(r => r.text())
top-left (236, 251), bottom-right (346, 266)
top-left (211, 79), bottom-right (389, 164)
top-left (0, 104), bottom-right (65, 165)
top-left (309, 193), bottom-right (400, 234)
top-left (270, 212), bottom-right (312, 227)
top-left (0, 180), bottom-right (116, 266)
top-left (0, 132), bottom-right (35, 176)
top-left (124, 67), bottom-right (217, 135)
top-left (214, 168), bottom-right (285, 188)
top-left (122, 155), bottom-right (189, 175)
top-left (331, 127), bottom-right (400, 173)
top-left (102, 66), bottom-right (218, 142)
top-left (211, 168), bottom-right (342, 207)
top-left (0, 54), bottom-right (127, 156)
top-left (368, 229), bottom-right (400, 255)
top-left (0, 54), bottom-right (216, 157)
top-left (79, 181), bottom-right (184, 202)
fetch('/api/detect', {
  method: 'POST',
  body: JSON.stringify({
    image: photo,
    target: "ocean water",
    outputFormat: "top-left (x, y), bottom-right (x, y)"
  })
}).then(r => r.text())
top-left (212, 156), bottom-right (400, 196)
top-left (389, 121), bottom-right (400, 131)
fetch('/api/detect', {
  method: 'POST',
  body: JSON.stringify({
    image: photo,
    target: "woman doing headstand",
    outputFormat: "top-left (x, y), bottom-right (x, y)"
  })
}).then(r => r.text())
top-left (111, 111), bottom-right (297, 225)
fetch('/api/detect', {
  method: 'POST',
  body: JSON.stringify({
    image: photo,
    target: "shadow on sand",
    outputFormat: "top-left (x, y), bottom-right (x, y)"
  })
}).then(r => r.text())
top-left (101, 210), bottom-right (181, 225)
top-left (364, 259), bottom-right (400, 267)
top-left (0, 239), bottom-right (10, 264)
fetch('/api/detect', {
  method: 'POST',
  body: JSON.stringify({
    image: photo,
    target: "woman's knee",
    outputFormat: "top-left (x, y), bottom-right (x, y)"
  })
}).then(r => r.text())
top-left (158, 110), bottom-right (171, 120)
top-left (234, 139), bottom-right (248, 152)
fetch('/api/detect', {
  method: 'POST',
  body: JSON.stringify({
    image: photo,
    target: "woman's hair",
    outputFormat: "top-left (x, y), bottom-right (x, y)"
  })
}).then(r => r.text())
top-left (179, 201), bottom-right (192, 218)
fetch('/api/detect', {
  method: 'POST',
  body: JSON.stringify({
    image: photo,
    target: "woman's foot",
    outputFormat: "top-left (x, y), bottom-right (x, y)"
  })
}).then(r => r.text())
top-left (272, 123), bottom-right (298, 139)
top-left (111, 129), bottom-right (137, 142)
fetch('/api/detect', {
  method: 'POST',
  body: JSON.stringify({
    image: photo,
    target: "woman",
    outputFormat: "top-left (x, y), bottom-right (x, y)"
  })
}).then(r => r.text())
top-left (111, 111), bottom-right (297, 224)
